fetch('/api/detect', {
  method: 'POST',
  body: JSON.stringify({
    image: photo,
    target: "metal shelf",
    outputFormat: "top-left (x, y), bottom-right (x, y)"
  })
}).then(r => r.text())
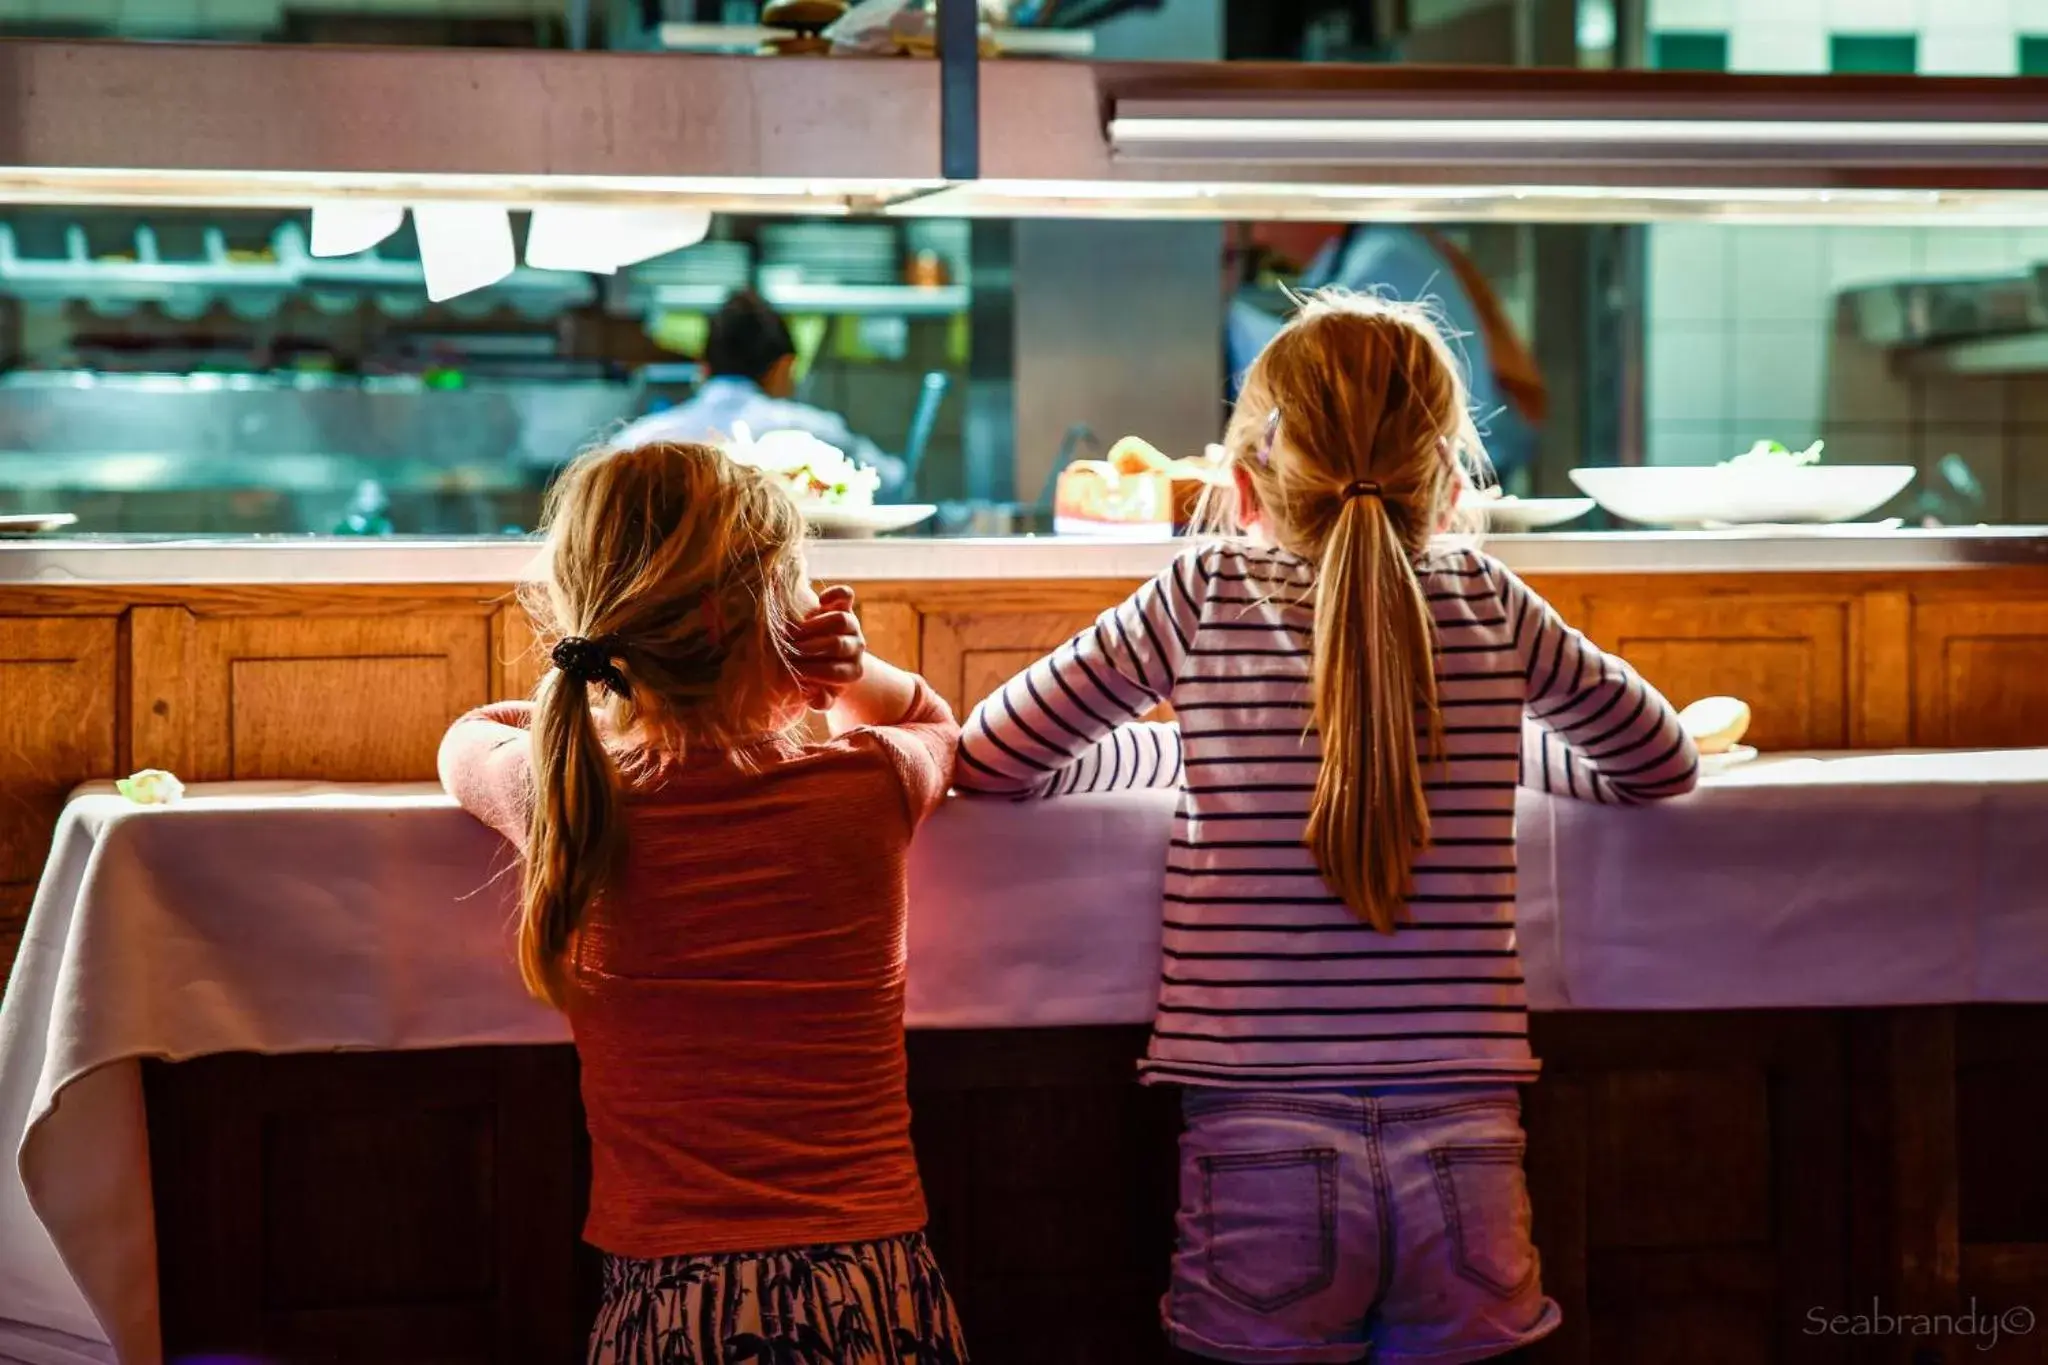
top-left (647, 282), bottom-right (968, 316)
top-left (0, 220), bottom-right (596, 316)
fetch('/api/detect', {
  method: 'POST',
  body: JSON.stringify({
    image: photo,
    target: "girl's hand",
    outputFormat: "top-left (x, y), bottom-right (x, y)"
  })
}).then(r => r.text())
top-left (789, 585), bottom-right (866, 710)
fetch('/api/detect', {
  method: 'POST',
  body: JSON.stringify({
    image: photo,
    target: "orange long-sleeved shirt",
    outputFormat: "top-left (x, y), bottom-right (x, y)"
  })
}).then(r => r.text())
top-left (438, 682), bottom-right (958, 1258)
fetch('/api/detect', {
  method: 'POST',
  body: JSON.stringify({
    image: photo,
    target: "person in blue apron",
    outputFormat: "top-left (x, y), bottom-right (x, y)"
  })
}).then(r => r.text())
top-left (1227, 225), bottom-right (1546, 481)
top-left (619, 290), bottom-right (910, 499)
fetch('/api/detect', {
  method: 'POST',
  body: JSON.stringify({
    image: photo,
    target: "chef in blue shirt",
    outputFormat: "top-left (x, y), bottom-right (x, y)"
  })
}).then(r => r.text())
top-left (618, 290), bottom-right (909, 498)
top-left (1227, 225), bottom-right (1546, 480)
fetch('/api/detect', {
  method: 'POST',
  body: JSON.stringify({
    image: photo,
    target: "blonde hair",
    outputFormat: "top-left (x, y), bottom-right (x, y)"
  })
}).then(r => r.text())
top-left (517, 440), bottom-right (809, 1006)
top-left (1216, 292), bottom-right (1488, 934)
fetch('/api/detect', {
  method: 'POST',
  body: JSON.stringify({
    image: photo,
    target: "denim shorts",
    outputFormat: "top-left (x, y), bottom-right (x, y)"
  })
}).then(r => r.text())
top-left (1163, 1085), bottom-right (1560, 1365)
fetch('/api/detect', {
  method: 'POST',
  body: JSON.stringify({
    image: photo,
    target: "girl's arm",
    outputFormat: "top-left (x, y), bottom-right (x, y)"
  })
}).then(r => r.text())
top-left (1013, 720), bottom-right (1183, 799)
top-left (955, 548), bottom-right (1205, 798)
top-left (792, 590), bottom-right (960, 822)
top-left (438, 704), bottom-right (536, 849)
top-left (825, 653), bottom-right (924, 735)
top-left (838, 657), bottom-right (961, 824)
top-left (1493, 564), bottom-right (1699, 805)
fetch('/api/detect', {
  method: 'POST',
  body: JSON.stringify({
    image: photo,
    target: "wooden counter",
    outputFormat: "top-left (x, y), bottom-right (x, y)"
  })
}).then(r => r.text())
top-left (6, 550), bottom-right (2048, 987)
top-left (8, 540), bottom-right (2048, 1363)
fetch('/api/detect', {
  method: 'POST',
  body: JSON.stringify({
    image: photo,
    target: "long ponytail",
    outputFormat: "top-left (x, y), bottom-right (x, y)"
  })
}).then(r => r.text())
top-left (1307, 492), bottom-right (1441, 934)
top-left (513, 439), bottom-right (808, 1008)
top-left (1219, 292), bottom-right (1479, 936)
top-left (520, 664), bottom-right (625, 1006)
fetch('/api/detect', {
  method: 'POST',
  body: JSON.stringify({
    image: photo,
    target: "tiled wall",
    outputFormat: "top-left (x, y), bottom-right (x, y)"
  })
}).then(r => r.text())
top-left (1645, 0), bottom-right (2048, 520)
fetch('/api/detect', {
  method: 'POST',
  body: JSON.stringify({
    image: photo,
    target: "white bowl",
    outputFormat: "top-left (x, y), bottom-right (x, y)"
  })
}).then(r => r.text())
top-left (1480, 496), bottom-right (1595, 532)
top-left (1568, 465), bottom-right (1915, 528)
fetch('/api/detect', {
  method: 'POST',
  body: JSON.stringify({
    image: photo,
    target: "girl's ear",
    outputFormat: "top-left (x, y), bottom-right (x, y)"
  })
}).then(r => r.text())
top-left (1232, 462), bottom-right (1263, 531)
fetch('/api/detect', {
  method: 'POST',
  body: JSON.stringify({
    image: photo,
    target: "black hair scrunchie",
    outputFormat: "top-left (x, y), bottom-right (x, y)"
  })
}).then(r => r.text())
top-left (551, 635), bottom-right (630, 698)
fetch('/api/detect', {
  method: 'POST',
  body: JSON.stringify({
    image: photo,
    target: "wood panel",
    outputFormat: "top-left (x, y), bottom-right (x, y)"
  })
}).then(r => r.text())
top-left (146, 1046), bottom-right (588, 1364)
top-left (920, 609), bottom-right (1100, 719)
top-left (1913, 600), bottom-right (2048, 748)
top-left (0, 617), bottom-right (119, 901)
top-left (176, 615), bottom-right (494, 781)
top-left (1956, 1007), bottom-right (2048, 1363)
top-left (1577, 595), bottom-right (1851, 751)
top-left (490, 602), bottom-right (544, 702)
top-left (1524, 1011), bottom-right (1850, 1365)
top-left (856, 600), bottom-right (922, 676)
top-left (143, 1014), bottom-right (1949, 1365)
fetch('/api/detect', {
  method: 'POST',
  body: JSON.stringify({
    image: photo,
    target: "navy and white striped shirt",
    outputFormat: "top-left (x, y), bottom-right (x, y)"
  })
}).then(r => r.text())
top-left (956, 540), bottom-right (1698, 1088)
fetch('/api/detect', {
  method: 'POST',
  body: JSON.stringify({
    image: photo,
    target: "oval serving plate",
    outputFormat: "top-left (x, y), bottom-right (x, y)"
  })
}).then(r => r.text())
top-left (802, 504), bottom-right (938, 539)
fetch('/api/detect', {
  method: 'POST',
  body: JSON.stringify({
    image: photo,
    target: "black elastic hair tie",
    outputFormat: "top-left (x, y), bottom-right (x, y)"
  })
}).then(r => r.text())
top-left (1342, 480), bottom-right (1384, 502)
top-left (551, 635), bottom-right (630, 698)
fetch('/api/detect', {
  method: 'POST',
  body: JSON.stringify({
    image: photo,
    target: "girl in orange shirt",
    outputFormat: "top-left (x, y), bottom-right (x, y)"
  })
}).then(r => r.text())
top-left (440, 440), bottom-right (969, 1365)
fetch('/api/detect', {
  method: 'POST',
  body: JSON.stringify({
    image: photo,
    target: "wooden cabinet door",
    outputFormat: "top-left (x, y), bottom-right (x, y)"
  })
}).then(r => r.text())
top-left (921, 610), bottom-right (1098, 720)
top-left (138, 611), bottom-right (494, 782)
top-left (1578, 595), bottom-right (1851, 752)
top-left (1912, 598), bottom-right (2048, 748)
top-left (0, 616), bottom-right (118, 982)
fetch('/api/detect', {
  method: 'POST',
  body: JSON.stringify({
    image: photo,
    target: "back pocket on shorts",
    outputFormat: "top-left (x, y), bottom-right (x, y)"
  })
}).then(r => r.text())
top-left (1199, 1148), bottom-right (1338, 1313)
top-left (1429, 1143), bottom-right (1538, 1299)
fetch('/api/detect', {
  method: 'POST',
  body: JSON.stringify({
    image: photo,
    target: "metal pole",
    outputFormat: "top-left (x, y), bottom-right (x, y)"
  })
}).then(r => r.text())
top-left (938, 0), bottom-right (981, 180)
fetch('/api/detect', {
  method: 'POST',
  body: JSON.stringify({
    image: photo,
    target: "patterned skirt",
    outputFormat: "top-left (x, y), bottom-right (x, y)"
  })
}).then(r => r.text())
top-left (587, 1230), bottom-right (970, 1365)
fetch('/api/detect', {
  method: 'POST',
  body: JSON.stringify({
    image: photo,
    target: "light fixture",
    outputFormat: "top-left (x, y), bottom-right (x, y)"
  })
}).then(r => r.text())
top-left (1114, 117), bottom-right (2048, 148)
top-left (1109, 110), bottom-right (2048, 166)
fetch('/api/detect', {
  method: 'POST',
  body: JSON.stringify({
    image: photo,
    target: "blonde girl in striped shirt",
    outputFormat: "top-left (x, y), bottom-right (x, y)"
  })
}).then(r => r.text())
top-left (956, 293), bottom-right (1697, 1364)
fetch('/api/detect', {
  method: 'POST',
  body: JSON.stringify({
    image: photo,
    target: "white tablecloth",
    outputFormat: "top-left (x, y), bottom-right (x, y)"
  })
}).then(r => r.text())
top-left (5, 752), bottom-right (2048, 1364)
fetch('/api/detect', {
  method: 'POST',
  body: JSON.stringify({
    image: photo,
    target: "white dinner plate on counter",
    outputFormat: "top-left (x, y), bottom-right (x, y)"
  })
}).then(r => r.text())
top-left (0, 513), bottom-right (76, 535)
top-left (802, 504), bottom-right (937, 538)
top-left (1569, 464), bottom-right (1914, 527)
top-left (1480, 497), bottom-right (1595, 532)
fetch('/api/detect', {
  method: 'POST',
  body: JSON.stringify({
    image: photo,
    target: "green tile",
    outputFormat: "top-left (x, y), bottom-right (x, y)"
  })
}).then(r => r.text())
top-left (1830, 33), bottom-right (1918, 75)
top-left (2020, 35), bottom-right (2048, 77)
top-left (1652, 30), bottom-right (1729, 72)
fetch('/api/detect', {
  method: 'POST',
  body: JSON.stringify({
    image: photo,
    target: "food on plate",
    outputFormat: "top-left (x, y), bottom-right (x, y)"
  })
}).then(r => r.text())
top-left (117, 769), bottom-right (185, 806)
top-left (724, 424), bottom-right (881, 508)
top-left (1679, 696), bottom-right (1752, 756)
top-left (1108, 435), bottom-right (1173, 477)
top-left (1724, 439), bottom-right (1824, 471)
top-left (1055, 436), bottom-right (1226, 534)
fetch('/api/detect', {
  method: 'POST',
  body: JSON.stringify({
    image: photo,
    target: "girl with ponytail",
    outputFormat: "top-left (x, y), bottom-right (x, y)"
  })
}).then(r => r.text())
top-left (957, 293), bottom-right (1697, 1363)
top-left (440, 440), bottom-right (970, 1365)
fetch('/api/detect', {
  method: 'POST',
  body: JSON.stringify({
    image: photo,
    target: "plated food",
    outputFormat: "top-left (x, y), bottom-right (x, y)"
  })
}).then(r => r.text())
top-left (1681, 695), bottom-right (1759, 772)
top-left (1054, 436), bottom-right (1226, 538)
top-left (1680, 695), bottom-right (1752, 755)
top-left (1724, 438), bottom-right (1825, 472)
top-left (722, 424), bottom-right (934, 538)
top-left (727, 424), bottom-right (882, 508)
